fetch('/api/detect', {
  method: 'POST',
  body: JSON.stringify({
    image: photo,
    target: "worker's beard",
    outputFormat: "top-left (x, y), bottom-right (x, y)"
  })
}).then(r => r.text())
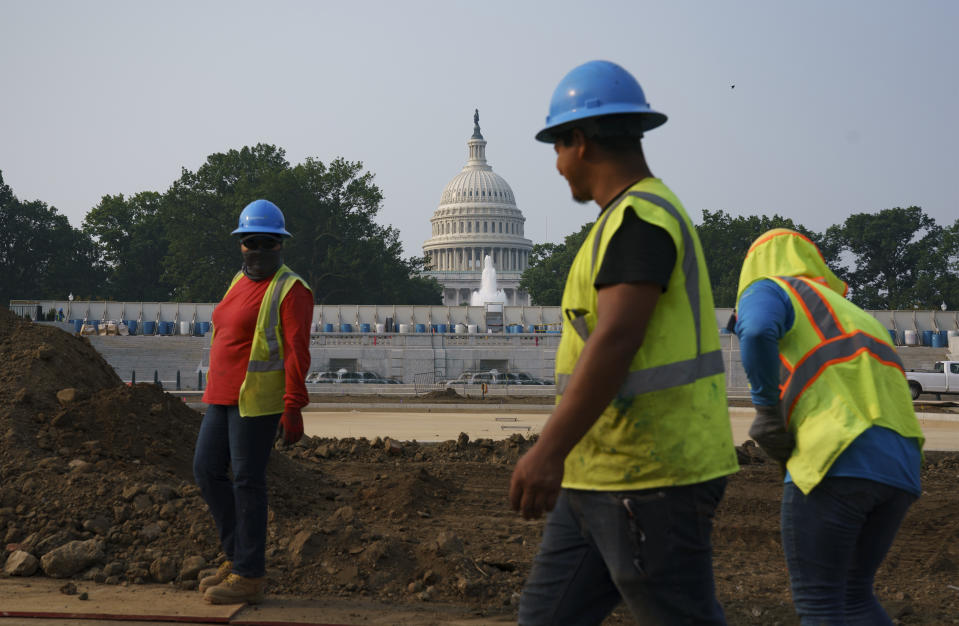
top-left (241, 249), bottom-right (282, 281)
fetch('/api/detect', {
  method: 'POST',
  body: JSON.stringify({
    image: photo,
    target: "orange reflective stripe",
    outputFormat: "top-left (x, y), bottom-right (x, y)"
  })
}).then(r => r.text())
top-left (746, 230), bottom-right (825, 261)
top-left (779, 277), bottom-right (845, 341)
top-left (780, 330), bottom-right (904, 422)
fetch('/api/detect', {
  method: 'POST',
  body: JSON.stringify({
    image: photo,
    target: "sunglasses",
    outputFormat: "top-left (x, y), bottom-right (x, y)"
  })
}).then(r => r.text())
top-left (241, 236), bottom-right (281, 250)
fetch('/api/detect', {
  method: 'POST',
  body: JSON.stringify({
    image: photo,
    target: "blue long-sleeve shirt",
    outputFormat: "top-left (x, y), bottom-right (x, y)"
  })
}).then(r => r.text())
top-left (735, 279), bottom-right (920, 495)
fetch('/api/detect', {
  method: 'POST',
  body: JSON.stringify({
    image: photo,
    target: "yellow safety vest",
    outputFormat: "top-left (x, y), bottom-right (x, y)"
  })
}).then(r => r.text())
top-left (213, 265), bottom-right (312, 417)
top-left (737, 230), bottom-right (924, 494)
top-left (557, 178), bottom-right (738, 490)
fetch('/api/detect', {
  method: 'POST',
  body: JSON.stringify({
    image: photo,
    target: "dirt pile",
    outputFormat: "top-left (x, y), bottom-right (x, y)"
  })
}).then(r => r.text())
top-left (1, 309), bottom-right (958, 623)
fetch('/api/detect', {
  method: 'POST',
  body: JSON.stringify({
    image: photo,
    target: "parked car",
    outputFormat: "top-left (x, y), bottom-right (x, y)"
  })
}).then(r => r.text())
top-left (444, 372), bottom-right (494, 388)
top-left (307, 369), bottom-right (391, 384)
top-left (905, 360), bottom-right (959, 399)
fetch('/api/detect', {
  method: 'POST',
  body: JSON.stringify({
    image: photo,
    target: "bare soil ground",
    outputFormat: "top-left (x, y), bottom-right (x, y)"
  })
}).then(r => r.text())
top-left (1, 309), bottom-right (958, 625)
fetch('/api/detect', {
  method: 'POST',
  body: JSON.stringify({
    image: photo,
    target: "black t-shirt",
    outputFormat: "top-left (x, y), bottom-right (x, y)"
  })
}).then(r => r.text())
top-left (594, 207), bottom-right (677, 291)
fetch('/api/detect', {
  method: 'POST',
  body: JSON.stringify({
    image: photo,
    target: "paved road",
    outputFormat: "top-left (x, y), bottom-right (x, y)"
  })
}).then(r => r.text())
top-left (303, 407), bottom-right (959, 451)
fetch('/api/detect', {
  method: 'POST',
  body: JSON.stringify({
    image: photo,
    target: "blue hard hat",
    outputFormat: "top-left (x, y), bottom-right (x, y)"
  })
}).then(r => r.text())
top-left (231, 199), bottom-right (292, 237)
top-left (535, 60), bottom-right (667, 143)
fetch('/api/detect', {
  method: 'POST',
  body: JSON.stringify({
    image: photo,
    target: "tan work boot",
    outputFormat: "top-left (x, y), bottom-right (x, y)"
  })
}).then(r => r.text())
top-left (203, 573), bottom-right (266, 605)
top-left (198, 560), bottom-right (233, 593)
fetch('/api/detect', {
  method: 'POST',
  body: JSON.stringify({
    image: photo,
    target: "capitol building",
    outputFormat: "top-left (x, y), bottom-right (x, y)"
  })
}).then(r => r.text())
top-left (422, 111), bottom-right (534, 306)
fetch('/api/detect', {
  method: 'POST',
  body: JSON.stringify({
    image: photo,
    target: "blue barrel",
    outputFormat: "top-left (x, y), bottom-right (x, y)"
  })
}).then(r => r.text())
top-left (415, 323), bottom-right (426, 333)
top-left (931, 332), bottom-right (947, 348)
top-left (340, 323), bottom-right (353, 333)
top-left (888, 329), bottom-right (897, 345)
top-left (158, 321), bottom-right (173, 335)
top-left (126, 320), bottom-right (138, 335)
top-left (71, 319), bottom-right (83, 333)
top-left (437, 323), bottom-right (448, 333)
top-left (922, 330), bottom-right (934, 346)
top-left (195, 321), bottom-right (210, 336)
top-left (323, 323), bottom-right (334, 332)
top-left (360, 323), bottom-right (371, 333)
top-left (141, 321), bottom-right (156, 335)
top-left (528, 324), bottom-right (535, 333)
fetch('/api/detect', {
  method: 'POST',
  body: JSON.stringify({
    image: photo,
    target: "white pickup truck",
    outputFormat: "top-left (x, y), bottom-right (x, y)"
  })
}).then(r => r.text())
top-left (905, 361), bottom-right (959, 399)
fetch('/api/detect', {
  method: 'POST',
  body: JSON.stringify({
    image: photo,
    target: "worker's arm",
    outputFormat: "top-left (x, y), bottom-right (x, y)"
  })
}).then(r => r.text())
top-left (735, 280), bottom-right (795, 466)
top-left (509, 281), bottom-right (660, 519)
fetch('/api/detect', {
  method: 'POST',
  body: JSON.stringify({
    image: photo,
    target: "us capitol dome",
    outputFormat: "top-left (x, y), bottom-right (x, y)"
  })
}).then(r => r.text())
top-left (422, 111), bottom-right (533, 305)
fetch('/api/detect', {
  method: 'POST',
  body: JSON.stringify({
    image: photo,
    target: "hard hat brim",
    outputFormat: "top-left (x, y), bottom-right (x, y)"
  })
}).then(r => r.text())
top-left (535, 109), bottom-right (667, 143)
top-left (231, 226), bottom-right (292, 237)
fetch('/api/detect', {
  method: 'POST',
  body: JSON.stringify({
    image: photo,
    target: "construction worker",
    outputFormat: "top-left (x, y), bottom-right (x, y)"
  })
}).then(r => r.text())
top-left (734, 229), bottom-right (923, 623)
top-left (192, 199), bottom-right (313, 605)
top-left (510, 60), bottom-right (738, 624)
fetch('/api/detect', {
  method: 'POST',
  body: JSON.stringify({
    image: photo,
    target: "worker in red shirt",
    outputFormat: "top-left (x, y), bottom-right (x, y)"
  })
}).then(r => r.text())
top-left (192, 199), bottom-right (313, 605)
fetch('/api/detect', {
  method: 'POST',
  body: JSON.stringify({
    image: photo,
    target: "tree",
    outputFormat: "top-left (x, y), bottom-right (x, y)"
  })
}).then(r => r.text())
top-left (824, 207), bottom-right (949, 309)
top-left (0, 171), bottom-right (104, 305)
top-left (157, 145), bottom-right (441, 303)
top-left (695, 210), bottom-right (829, 308)
top-left (520, 223), bottom-right (593, 306)
top-left (161, 144), bottom-right (291, 301)
top-left (82, 191), bottom-right (171, 301)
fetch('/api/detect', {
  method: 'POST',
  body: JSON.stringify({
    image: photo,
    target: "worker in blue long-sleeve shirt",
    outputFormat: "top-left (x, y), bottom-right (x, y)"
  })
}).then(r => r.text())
top-left (734, 228), bottom-right (923, 625)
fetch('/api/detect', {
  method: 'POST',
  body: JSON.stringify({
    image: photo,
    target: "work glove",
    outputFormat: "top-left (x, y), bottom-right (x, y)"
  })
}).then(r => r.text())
top-left (748, 404), bottom-right (794, 472)
top-left (277, 407), bottom-right (304, 446)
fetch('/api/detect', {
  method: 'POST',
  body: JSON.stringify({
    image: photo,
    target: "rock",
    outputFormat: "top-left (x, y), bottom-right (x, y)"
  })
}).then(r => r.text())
top-left (103, 561), bottom-right (126, 577)
top-left (121, 485), bottom-right (143, 501)
top-left (3, 550), bottom-right (38, 576)
top-left (32, 530), bottom-right (74, 556)
top-left (36, 344), bottom-right (55, 360)
top-left (329, 506), bottom-right (356, 524)
top-left (68, 459), bottom-right (94, 473)
top-left (41, 539), bottom-right (105, 578)
top-left (133, 494), bottom-right (153, 513)
top-left (433, 531), bottom-right (464, 555)
top-left (56, 388), bottom-right (89, 406)
top-left (289, 530), bottom-right (325, 566)
top-left (457, 432), bottom-right (469, 448)
top-left (407, 580), bottom-right (424, 593)
top-left (384, 438), bottom-right (403, 455)
top-left (13, 388), bottom-right (29, 404)
top-left (179, 555), bottom-right (206, 581)
top-left (113, 503), bottom-right (133, 523)
top-left (147, 484), bottom-right (177, 503)
top-left (150, 556), bottom-right (178, 583)
top-left (82, 516), bottom-right (111, 536)
top-left (140, 523), bottom-right (162, 542)
top-left (59, 582), bottom-right (78, 595)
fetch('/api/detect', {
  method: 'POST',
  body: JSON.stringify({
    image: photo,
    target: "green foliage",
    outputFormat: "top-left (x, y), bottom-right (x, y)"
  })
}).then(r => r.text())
top-left (0, 171), bottom-right (104, 305)
top-left (824, 207), bottom-right (953, 309)
top-left (82, 191), bottom-right (170, 300)
top-left (79, 144), bottom-right (443, 304)
top-left (520, 222), bottom-right (593, 306)
top-left (695, 210), bottom-right (832, 308)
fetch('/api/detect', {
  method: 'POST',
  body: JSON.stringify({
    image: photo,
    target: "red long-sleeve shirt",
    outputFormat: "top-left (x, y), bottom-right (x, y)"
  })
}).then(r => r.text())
top-left (202, 274), bottom-right (313, 412)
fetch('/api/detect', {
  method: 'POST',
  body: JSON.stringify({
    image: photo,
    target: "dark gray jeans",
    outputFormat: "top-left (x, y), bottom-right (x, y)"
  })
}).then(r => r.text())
top-left (519, 478), bottom-right (727, 625)
top-left (193, 404), bottom-right (281, 578)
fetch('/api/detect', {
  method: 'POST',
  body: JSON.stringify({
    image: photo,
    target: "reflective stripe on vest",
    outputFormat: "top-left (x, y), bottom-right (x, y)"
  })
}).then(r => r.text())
top-left (777, 276), bottom-right (905, 421)
top-left (556, 191), bottom-right (724, 395)
top-left (246, 270), bottom-right (291, 373)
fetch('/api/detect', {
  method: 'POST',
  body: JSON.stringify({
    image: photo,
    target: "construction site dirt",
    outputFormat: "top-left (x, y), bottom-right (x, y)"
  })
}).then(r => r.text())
top-left (2, 309), bottom-right (958, 625)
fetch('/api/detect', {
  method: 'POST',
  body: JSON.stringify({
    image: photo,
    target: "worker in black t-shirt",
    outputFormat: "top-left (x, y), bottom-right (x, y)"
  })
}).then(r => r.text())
top-left (510, 60), bottom-right (736, 625)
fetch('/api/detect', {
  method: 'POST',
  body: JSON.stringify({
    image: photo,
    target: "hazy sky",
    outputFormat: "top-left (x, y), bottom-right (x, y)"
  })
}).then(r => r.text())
top-left (2, 1), bottom-right (957, 258)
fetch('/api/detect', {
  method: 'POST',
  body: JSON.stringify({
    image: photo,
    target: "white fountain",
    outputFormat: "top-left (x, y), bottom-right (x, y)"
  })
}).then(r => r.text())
top-left (470, 255), bottom-right (507, 305)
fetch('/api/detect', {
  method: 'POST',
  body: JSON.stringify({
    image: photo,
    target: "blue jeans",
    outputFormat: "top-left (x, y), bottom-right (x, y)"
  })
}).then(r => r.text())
top-left (193, 405), bottom-right (281, 578)
top-left (781, 478), bottom-right (917, 625)
top-left (519, 478), bottom-right (727, 625)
